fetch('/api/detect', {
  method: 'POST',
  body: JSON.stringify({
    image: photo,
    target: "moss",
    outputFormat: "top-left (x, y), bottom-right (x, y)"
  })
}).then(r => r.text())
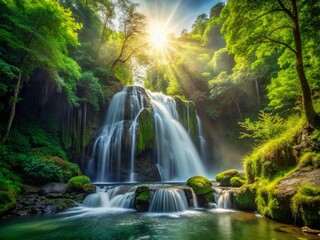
top-left (137, 108), bottom-right (155, 154)
top-left (234, 184), bottom-right (257, 211)
top-left (230, 176), bottom-right (245, 187)
top-left (0, 187), bottom-right (16, 215)
top-left (187, 176), bottom-right (212, 195)
top-left (134, 186), bottom-right (151, 212)
top-left (174, 96), bottom-right (198, 142)
top-left (83, 183), bottom-right (96, 193)
top-left (215, 169), bottom-right (240, 187)
top-left (299, 152), bottom-right (320, 169)
top-left (292, 185), bottom-right (320, 228)
top-left (68, 176), bottom-right (90, 191)
top-left (256, 179), bottom-right (292, 222)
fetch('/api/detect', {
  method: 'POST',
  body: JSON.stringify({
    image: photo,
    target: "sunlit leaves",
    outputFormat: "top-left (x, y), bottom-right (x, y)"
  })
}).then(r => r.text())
top-left (239, 111), bottom-right (286, 142)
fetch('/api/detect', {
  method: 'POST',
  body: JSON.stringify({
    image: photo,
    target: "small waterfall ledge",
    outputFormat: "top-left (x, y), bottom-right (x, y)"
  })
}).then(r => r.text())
top-left (83, 185), bottom-right (199, 213)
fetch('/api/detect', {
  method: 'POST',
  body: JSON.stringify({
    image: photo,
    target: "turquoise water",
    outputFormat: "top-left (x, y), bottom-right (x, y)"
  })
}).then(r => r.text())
top-left (0, 208), bottom-right (317, 240)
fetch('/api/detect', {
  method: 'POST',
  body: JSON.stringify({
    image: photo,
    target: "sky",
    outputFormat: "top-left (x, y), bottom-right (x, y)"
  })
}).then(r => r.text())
top-left (134, 0), bottom-right (223, 35)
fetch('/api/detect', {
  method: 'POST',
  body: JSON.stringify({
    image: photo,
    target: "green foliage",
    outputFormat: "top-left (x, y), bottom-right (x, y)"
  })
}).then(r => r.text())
top-left (239, 111), bottom-right (285, 143)
top-left (215, 169), bottom-right (240, 187)
top-left (292, 185), bottom-right (320, 228)
top-left (67, 176), bottom-right (90, 191)
top-left (22, 156), bottom-right (63, 184)
top-left (234, 184), bottom-right (257, 211)
top-left (187, 176), bottom-right (212, 195)
top-left (244, 115), bottom-right (304, 182)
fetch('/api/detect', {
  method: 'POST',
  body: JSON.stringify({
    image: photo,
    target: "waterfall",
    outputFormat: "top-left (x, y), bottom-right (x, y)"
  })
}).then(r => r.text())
top-left (88, 86), bottom-right (208, 182)
top-left (215, 190), bottom-right (235, 209)
top-left (148, 91), bottom-right (207, 181)
top-left (148, 188), bottom-right (189, 212)
top-left (196, 115), bottom-right (207, 162)
top-left (83, 186), bottom-right (135, 208)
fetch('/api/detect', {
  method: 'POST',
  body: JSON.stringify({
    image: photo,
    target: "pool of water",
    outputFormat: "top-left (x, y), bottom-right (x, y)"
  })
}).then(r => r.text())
top-left (0, 207), bottom-right (317, 240)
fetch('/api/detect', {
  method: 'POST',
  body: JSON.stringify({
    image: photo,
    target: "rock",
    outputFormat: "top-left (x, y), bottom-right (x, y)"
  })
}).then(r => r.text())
top-left (302, 226), bottom-right (320, 234)
top-left (41, 183), bottom-right (67, 196)
top-left (276, 168), bottom-right (320, 197)
top-left (22, 184), bottom-right (41, 194)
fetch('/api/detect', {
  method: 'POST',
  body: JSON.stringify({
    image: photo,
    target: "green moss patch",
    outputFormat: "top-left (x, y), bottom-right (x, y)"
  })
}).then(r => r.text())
top-left (134, 186), bottom-right (151, 212)
top-left (292, 185), bottom-right (320, 228)
top-left (187, 176), bottom-right (212, 195)
top-left (215, 169), bottom-right (241, 187)
top-left (234, 184), bottom-right (257, 211)
top-left (137, 108), bottom-right (155, 154)
top-left (68, 176), bottom-right (90, 191)
top-left (0, 188), bottom-right (16, 215)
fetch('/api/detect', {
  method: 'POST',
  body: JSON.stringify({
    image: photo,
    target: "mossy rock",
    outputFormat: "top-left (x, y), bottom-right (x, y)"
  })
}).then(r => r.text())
top-left (230, 176), bottom-right (245, 187)
top-left (234, 184), bottom-right (257, 211)
top-left (187, 176), bottom-right (212, 195)
top-left (0, 188), bottom-right (16, 215)
top-left (134, 186), bottom-right (151, 212)
top-left (215, 169), bottom-right (241, 187)
top-left (137, 108), bottom-right (155, 154)
top-left (83, 183), bottom-right (96, 194)
top-left (67, 175), bottom-right (90, 191)
top-left (292, 185), bottom-right (320, 228)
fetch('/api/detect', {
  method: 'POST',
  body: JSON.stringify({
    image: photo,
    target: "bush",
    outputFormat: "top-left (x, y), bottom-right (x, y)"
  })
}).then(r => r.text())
top-left (22, 156), bottom-right (63, 184)
top-left (215, 169), bottom-right (240, 187)
top-left (299, 152), bottom-right (320, 169)
top-left (68, 176), bottom-right (90, 191)
top-left (187, 176), bottom-right (212, 195)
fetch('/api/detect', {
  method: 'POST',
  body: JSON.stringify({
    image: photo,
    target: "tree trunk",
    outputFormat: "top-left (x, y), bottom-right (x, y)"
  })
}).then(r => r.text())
top-left (291, 0), bottom-right (320, 127)
top-left (1, 71), bottom-right (23, 144)
top-left (255, 79), bottom-right (261, 106)
top-left (232, 95), bottom-right (243, 119)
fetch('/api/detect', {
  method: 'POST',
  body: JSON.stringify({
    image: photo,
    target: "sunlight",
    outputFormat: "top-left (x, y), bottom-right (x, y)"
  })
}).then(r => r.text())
top-left (149, 26), bottom-right (168, 51)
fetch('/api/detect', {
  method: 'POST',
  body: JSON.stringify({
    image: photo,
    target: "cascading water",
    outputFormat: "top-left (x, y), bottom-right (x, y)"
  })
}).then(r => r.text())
top-left (148, 188), bottom-right (189, 212)
top-left (87, 86), bottom-right (208, 182)
top-left (83, 186), bottom-right (135, 208)
top-left (214, 190), bottom-right (235, 209)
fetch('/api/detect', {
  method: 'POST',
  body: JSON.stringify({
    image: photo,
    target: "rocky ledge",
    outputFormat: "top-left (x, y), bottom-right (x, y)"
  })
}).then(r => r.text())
top-left (4, 183), bottom-right (87, 218)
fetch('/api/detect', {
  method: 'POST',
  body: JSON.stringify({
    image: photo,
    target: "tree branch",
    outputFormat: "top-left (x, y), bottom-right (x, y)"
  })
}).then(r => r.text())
top-left (263, 36), bottom-right (297, 54)
top-left (277, 0), bottom-right (295, 20)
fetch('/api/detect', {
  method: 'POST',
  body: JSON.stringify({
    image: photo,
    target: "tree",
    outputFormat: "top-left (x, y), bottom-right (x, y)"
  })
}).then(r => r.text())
top-left (111, 0), bottom-right (147, 70)
top-left (0, 0), bottom-right (81, 143)
top-left (222, 0), bottom-right (320, 127)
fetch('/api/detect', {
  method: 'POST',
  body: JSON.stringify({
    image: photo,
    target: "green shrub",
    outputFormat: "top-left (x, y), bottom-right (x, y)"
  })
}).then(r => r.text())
top-left (22, 156), bottom-right (63, 184)
top-left (230, 176), bottom-right (245, 187)
top-left (68, 176), bottom-right (90, 191)
top-left (215, 169), bottom-right (240, 187)
top-left (292, 185), bottom-right (320, 228)
top-left (187, 176), bottom-right (212, 195)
